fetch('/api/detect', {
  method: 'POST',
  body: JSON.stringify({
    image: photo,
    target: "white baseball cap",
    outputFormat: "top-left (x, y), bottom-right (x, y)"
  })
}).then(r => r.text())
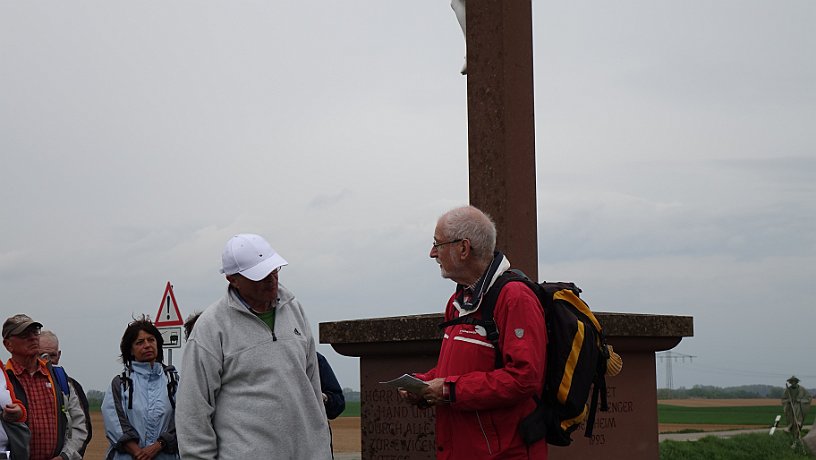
top-left (220, 234), bottom-right (288, 281)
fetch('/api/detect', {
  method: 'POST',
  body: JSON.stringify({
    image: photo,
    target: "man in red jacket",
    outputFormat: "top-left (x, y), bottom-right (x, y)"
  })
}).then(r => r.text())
top-left (400, 206), bottom-right (548, 459)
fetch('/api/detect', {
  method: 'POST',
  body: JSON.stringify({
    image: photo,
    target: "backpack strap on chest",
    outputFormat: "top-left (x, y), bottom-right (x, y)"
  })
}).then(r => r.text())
top-left (120, 366), bottom-right (134, 410)
top-left (48, 364), bottom-right (71, 397)
top-left (164, 365), bottom-right (178, 409)
top-left (438, 269), bottom-right (528, 369)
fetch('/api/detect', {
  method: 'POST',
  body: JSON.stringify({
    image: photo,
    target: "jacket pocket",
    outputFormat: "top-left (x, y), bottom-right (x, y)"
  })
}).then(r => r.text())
top-left (474, 410), bottom-right (500, 455)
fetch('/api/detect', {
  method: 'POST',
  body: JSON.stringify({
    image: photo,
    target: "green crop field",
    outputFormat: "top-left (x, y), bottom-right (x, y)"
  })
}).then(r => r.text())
top-left (658, 405), bottom-right (815, 426)
top-left (341, 401), bottom-right (360, 417)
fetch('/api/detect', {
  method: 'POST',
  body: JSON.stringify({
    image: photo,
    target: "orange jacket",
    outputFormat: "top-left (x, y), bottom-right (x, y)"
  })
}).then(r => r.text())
top-left (1, 358), bottom-right (27, 423)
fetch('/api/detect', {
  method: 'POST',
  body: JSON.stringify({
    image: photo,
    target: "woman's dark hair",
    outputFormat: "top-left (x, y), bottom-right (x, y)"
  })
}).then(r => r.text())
top-left (119, 315), bottom-right (164, 365)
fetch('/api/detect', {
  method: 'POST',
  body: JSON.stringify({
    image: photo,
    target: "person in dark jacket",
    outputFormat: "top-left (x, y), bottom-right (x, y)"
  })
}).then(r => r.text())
top-left (317, 352), bottom-right (345, 458)
top-left (317, 352), bottom-right (345, 420)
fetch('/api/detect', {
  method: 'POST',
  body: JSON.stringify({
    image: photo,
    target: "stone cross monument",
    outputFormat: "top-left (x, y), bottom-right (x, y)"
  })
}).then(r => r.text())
top-left (320, 3), bottom-right (695, 459)
top-left (465, 0), bottom-right (538, 280)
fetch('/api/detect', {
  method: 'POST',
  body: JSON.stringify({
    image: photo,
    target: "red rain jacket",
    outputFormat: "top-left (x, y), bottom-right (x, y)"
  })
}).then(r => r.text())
top-left (415, 281), bottom-right (548, 459)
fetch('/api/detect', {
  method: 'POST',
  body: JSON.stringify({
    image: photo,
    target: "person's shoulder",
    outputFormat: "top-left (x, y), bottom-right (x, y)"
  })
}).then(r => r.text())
top-left (492, 279), bottom-right (544, 321)
top-left (108, 372), bottom-right (123, 388)
top-left (498, 278), bottom-right (540, 302)
top-left (196, 294), bottom-right (234, 324)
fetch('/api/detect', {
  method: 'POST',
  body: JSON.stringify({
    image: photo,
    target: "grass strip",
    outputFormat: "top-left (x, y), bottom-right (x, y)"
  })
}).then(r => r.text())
top-left (659, 405), bottom-right (815, 426)
top-left (661, 432), bottom-right (813, 459)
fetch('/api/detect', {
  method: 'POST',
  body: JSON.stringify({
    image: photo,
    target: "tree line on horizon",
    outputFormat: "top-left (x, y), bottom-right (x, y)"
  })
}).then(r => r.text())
top-left (658, 384), bottom-right (814, 399)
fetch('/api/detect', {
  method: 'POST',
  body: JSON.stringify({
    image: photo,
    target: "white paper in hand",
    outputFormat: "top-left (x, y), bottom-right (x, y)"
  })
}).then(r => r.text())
top-left (379, 374), bottom-right (429, 396)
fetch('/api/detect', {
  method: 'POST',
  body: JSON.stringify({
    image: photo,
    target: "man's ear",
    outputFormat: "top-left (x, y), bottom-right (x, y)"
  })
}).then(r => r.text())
top-left (458, 239), bottom-right (472, 260)
top-left (226, 274), bottom-right (240, 289)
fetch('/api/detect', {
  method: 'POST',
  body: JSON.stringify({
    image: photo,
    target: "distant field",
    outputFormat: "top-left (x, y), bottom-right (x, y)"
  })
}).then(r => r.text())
top-left (658, 398), bottom-right (780, 407)
top-left (658, 399), bottom-right (814, 426)
top-left (342, 401), bottom-right (360, 417)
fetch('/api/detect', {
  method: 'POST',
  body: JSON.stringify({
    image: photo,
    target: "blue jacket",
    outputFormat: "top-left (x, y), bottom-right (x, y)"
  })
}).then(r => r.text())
top-left (101, 362), bottom-right (179, 460)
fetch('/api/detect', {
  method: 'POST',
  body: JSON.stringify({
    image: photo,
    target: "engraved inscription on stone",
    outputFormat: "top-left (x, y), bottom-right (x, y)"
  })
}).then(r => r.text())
top-left (363, 389), bottom-right (436, 459)
top-left (576, 385), bottom-right (635, 447)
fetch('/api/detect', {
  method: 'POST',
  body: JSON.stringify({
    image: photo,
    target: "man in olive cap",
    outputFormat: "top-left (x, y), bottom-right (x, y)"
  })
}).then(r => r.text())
top-left (3, 314), bottom-right (83, 460)
top-left (782, 376), bottom-right (812, 441)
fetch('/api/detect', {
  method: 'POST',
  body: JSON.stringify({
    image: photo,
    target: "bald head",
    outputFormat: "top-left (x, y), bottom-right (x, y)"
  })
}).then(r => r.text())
top-left (39, 330), bottom-right (61, 364)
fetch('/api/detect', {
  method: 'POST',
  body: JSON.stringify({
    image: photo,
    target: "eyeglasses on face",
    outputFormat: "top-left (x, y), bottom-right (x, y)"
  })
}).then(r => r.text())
top-left (432, 239), bottom-right (463, 249)
top-left (14, 328), bottom-right (41, 339)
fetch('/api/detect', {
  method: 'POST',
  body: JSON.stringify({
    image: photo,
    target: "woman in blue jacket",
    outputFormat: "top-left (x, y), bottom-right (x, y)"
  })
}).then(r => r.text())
top-left (102, 317), bottom-right (179, 460)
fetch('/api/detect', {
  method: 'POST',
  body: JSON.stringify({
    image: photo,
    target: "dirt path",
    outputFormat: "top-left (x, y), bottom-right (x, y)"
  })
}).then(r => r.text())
top-left (88, 412), bottom-right (361, 458)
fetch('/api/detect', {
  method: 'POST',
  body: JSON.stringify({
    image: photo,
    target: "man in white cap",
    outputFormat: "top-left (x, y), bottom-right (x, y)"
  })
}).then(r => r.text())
top-left (176, 234), bottom-right (331, 459)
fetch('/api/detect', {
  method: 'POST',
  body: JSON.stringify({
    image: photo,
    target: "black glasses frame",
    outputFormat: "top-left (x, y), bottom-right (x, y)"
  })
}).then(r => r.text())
top-left (432, 239), bottom-right (463, 249)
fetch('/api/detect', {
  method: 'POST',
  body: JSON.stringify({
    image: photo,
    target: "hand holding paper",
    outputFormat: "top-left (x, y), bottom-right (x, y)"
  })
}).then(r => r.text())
top-left (380, 374), bottom-right (428, 396)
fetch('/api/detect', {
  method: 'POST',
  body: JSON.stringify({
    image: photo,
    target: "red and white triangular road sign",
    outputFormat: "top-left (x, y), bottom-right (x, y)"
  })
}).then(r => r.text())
top-left (155, 282), bottom-right (184, 327)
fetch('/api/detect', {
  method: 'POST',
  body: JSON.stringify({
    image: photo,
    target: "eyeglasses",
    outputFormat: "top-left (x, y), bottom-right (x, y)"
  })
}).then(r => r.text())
top-left (432, 239), bottom-right (463, 249)
top-left (259, 267), bottom-right (281, 281)
top-left (14, 328), bottom-right (41, 339)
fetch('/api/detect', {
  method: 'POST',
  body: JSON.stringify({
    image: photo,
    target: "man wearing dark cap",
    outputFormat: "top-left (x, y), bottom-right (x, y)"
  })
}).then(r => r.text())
top-left (176, 234), bottom-right (331, 459)
top-left (3, 314), bottom-right (81, 460)
top-left (782, 375), bottom-right (812, 442)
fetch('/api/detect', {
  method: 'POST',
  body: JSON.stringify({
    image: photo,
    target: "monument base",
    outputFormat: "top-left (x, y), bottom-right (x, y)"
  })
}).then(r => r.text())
top-left (322, 312), bottom-right (693, 460)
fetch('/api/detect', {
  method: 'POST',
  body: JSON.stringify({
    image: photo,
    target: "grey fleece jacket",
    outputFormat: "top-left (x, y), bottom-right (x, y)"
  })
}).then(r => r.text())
top-left (176, 285), bottom-right (331, 459)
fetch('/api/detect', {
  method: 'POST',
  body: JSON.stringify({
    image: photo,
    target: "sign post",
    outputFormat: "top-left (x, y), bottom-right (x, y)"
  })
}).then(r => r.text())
top-left (154, 281), bottom-right (184, 365)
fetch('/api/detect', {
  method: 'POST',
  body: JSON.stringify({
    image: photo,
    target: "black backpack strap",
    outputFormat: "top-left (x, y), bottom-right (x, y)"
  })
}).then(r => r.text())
top-left (439, 270), bottom-right (530, 369)
top-left (438, 314), bottom-right (482, 329)
top-left (479, 271), bottom-right (522, 368)
top-left (120, 366), bottom-right (134, 410)
top-left (164, 365), bottom-right (178, 409)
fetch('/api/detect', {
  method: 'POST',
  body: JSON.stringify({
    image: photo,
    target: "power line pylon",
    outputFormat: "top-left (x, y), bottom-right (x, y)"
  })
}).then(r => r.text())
top-left (657, 351), bottom-right (696, 390)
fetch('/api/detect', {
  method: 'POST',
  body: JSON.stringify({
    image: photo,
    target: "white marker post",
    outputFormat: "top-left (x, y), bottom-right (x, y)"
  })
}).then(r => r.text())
top-left (769, 415), bottom-right (781, 435)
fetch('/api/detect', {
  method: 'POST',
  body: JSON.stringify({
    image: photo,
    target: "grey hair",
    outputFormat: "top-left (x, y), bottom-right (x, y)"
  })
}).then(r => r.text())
top-left (40, 329), bottom-right (59, 344)
top-left (440, 206), bottom-right (496, 262)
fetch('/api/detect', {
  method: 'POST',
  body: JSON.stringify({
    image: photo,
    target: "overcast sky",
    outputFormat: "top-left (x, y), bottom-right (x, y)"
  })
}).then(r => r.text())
top-left (1, 1), bottom-right (814, 393)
